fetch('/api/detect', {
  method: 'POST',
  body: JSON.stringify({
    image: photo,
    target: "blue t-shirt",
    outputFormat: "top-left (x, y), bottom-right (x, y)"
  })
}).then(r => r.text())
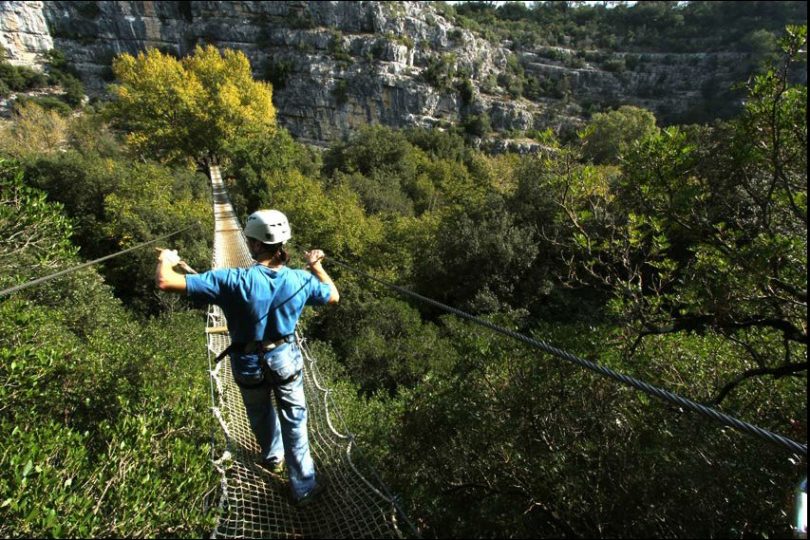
top-left (186, 265), bottom-right (331, 343)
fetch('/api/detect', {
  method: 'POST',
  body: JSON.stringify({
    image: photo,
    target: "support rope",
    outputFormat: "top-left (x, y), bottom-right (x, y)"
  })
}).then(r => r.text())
top-left (326, 257), bottom-right (808, 457)
top-left (0, 225), bottom-right (197, 297)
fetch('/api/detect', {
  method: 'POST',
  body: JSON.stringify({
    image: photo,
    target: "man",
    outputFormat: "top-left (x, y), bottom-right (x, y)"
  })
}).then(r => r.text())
top-left (155, 209), bottom-right (339, 506)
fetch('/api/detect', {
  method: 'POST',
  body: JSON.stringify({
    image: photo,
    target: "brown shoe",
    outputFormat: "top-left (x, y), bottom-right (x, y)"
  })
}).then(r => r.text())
top-left (258, 458), bottom-right (285, 476)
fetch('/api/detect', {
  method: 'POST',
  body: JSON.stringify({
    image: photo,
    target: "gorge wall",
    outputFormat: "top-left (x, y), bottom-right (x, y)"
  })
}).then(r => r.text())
top-left (1, 1), bottom-right (765, 146)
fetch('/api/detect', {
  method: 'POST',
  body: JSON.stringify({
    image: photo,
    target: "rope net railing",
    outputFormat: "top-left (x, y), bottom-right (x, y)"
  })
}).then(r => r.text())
top-left (203, 166), bottom-right (408, 539)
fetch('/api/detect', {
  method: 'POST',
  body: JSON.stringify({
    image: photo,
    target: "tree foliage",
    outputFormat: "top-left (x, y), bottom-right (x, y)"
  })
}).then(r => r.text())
top-left (579, 105), bottom-right (660, 165)
top-left (0, 101), bottom-right (69, 158)
top-left (0, 158), bottom-right (75, 289)
top-left (0, 106), bottom-right (213, 315)
top-left (549, 27), bottom-right (807, 404)
top-left (108, 45), bottom-right (276, 166)
top-left (454, 1), bottom-right (806, 55)
top-left (0, 159), bottom-right (216, 537)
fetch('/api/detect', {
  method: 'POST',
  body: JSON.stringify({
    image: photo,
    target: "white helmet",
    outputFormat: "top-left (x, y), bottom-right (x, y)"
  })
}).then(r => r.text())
top-left (244, 209), bottom-right (291, 244)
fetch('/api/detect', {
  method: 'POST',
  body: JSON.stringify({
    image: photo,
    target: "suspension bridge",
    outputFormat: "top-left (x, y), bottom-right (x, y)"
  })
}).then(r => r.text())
top-left (203, 165), bottom-right (413, 538)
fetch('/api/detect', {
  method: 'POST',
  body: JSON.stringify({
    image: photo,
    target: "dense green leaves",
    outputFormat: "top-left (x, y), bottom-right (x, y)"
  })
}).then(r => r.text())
top-left (0, 160), bottom-right (216, 537)
top-left (454, 1), bottom-right (806, 55)
top-left (2, 113), bottom-right (213, 314)
top-left (0, 299), bottom-right (218, 538)
top-left (0, 47), bottom-right (84, 107)
top-left (579, 105), bottom-right (660, 165)
top-left (0, 159), bottom-right (75, 290)
top-left (285, 26), bottom-right (805, 539)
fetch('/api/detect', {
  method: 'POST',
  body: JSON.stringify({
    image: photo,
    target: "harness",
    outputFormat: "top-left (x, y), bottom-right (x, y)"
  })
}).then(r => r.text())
top-left (214, 334), bottom-right (299, 389)
top-left (213, 334), bottom-right (296, 363)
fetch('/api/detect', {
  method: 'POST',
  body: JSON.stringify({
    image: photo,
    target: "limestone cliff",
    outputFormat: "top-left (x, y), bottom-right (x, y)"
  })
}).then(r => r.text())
top-left (0, 1), bottom-right (768, 146)
top-left (0, 1), bottom-right (53, 67)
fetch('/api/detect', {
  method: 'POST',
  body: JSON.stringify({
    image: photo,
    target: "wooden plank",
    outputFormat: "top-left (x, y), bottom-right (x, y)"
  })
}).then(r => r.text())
top-left (206, 326), bottom-right (229, 334)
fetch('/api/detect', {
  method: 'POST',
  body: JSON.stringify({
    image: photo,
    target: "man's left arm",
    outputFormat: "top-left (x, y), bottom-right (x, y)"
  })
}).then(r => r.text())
top-left (155, 249), bottom-right (187, 293)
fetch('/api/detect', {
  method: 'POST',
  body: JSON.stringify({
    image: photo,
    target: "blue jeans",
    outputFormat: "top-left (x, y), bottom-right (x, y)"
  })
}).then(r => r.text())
top-left (232, 342), bottom-right (317, 500)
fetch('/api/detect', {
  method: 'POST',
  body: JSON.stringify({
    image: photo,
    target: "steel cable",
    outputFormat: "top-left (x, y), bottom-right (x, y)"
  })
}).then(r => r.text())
top-left (327, 257), bottom-right (807, 457)
top-left (0, 224), bottom-right (198, 297)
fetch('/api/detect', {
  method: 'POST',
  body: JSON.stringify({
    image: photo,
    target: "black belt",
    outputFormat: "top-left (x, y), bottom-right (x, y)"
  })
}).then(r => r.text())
top-left (234, 363), bottom-right (301, 390)
top-left (214, 334), bottom-right (295, 363)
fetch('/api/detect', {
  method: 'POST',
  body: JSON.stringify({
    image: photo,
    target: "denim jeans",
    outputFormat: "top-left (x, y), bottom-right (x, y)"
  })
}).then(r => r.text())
top-left (232, 342), bottom-right (317, 500)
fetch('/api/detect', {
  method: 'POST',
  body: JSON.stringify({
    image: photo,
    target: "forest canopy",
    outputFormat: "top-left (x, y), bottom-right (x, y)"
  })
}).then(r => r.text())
top-left (0, 18), bottom-right (806, 540)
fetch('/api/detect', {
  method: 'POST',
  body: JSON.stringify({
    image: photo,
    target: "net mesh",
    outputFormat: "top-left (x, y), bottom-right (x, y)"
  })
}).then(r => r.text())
top-left (204, 166), bottom-right (407, 538)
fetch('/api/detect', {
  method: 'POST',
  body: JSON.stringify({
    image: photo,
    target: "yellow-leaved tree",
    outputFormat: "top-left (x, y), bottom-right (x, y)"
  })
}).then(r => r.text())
top-left (108, 45), bottom-right (275, 166)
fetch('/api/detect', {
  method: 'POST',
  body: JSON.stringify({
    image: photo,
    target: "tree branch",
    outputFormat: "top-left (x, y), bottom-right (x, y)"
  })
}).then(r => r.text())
top-left (710, 361), bottom-right (808, 405)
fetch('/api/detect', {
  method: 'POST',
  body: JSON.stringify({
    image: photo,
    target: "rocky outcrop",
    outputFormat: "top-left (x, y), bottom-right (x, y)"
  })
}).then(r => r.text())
top-left (0, 1), bottom-right (53, 68)
top-left (0, 1), bottom-right (768, 145)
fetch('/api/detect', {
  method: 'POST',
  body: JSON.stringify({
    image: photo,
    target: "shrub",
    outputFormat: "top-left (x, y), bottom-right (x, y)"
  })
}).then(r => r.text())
top-left (602, 57), bottom-right (626, 73)
top-left (14, 96), bottom-right (72, 116)
top-left (457, 77), bottom-right (475, 104)
top-left (262, 57), bottom-right (295, 90)
top-left (332, 79), bottom-right (349, 105)
top-left (462, 112), bottom-right (491, 137)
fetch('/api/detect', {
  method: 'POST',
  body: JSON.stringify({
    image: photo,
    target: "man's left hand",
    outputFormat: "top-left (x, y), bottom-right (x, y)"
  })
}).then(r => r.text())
top-left (158, 248), bottom-right (181, 266)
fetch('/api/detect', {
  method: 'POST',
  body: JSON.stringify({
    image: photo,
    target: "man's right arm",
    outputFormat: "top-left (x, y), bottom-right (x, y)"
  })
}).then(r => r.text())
top-left (155, 249), bottom-right (187, 293)
top-left (305, 249), bottom-right (339, 304)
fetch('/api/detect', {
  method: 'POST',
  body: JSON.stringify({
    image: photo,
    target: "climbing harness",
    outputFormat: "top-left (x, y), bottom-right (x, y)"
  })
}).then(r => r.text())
top-left (214, 336), bottom-right (301, 390)
top-left (213, 334), bottom-right (296, 363)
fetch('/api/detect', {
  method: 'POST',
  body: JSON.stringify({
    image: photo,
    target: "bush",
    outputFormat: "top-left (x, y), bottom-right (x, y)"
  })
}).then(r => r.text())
top-left (0, 157), bottom-right (216, 536)
top-left (448, 28), bottom-right (464, 43)
top-left (75, 1), bottom-right (101, 19)
top-left (14, 95), bottom-right (72, 116)
top-left (262, 57), bottom-right (295, 90)
top-left (328, 30), bottom-right (353, 63)
top-left (602, 57), bottom-right (626, 72)
top-left (60, 75), bottom-right (85, 106)
top-left (332, 78), bottom-right (349, 105)
top-left (456, 76), bottom-right (475, 104)
top-left (0, 63), bottom-right (47, 92)
top-left (422, 54), bottom-right (457, 90)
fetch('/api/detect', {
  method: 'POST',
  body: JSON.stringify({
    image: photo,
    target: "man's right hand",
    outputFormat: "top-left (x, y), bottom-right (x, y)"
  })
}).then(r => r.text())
top-left (304, 249), bottom-right (325, 268)
top-left (155, 248), bottom-right (187, 293)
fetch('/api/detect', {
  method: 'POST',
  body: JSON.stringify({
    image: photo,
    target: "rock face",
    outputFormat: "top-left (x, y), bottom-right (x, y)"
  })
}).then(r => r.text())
top-left (0, 1), bottom-right (53, 68)
top-left (0, 1), bottom-right (772, 145)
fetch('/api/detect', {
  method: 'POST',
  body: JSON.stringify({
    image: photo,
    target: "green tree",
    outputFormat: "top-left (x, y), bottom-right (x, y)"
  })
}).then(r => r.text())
top-left (579, 105), bottom-right (660, 165)
top-left (555, 27), bottom-right (807, 403)
top-left (415, 193), bottom-right (538, 313)
top-left (0, 160), bottom-right (216, 539)
top-left (108, 45), bottom-right (276, 166)
top-left (0, 101), bottom-right (68, 158)
top-left (19, 146), bottom-right (212, 315)
top-left (0, 158), bottom-right (75, 291)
